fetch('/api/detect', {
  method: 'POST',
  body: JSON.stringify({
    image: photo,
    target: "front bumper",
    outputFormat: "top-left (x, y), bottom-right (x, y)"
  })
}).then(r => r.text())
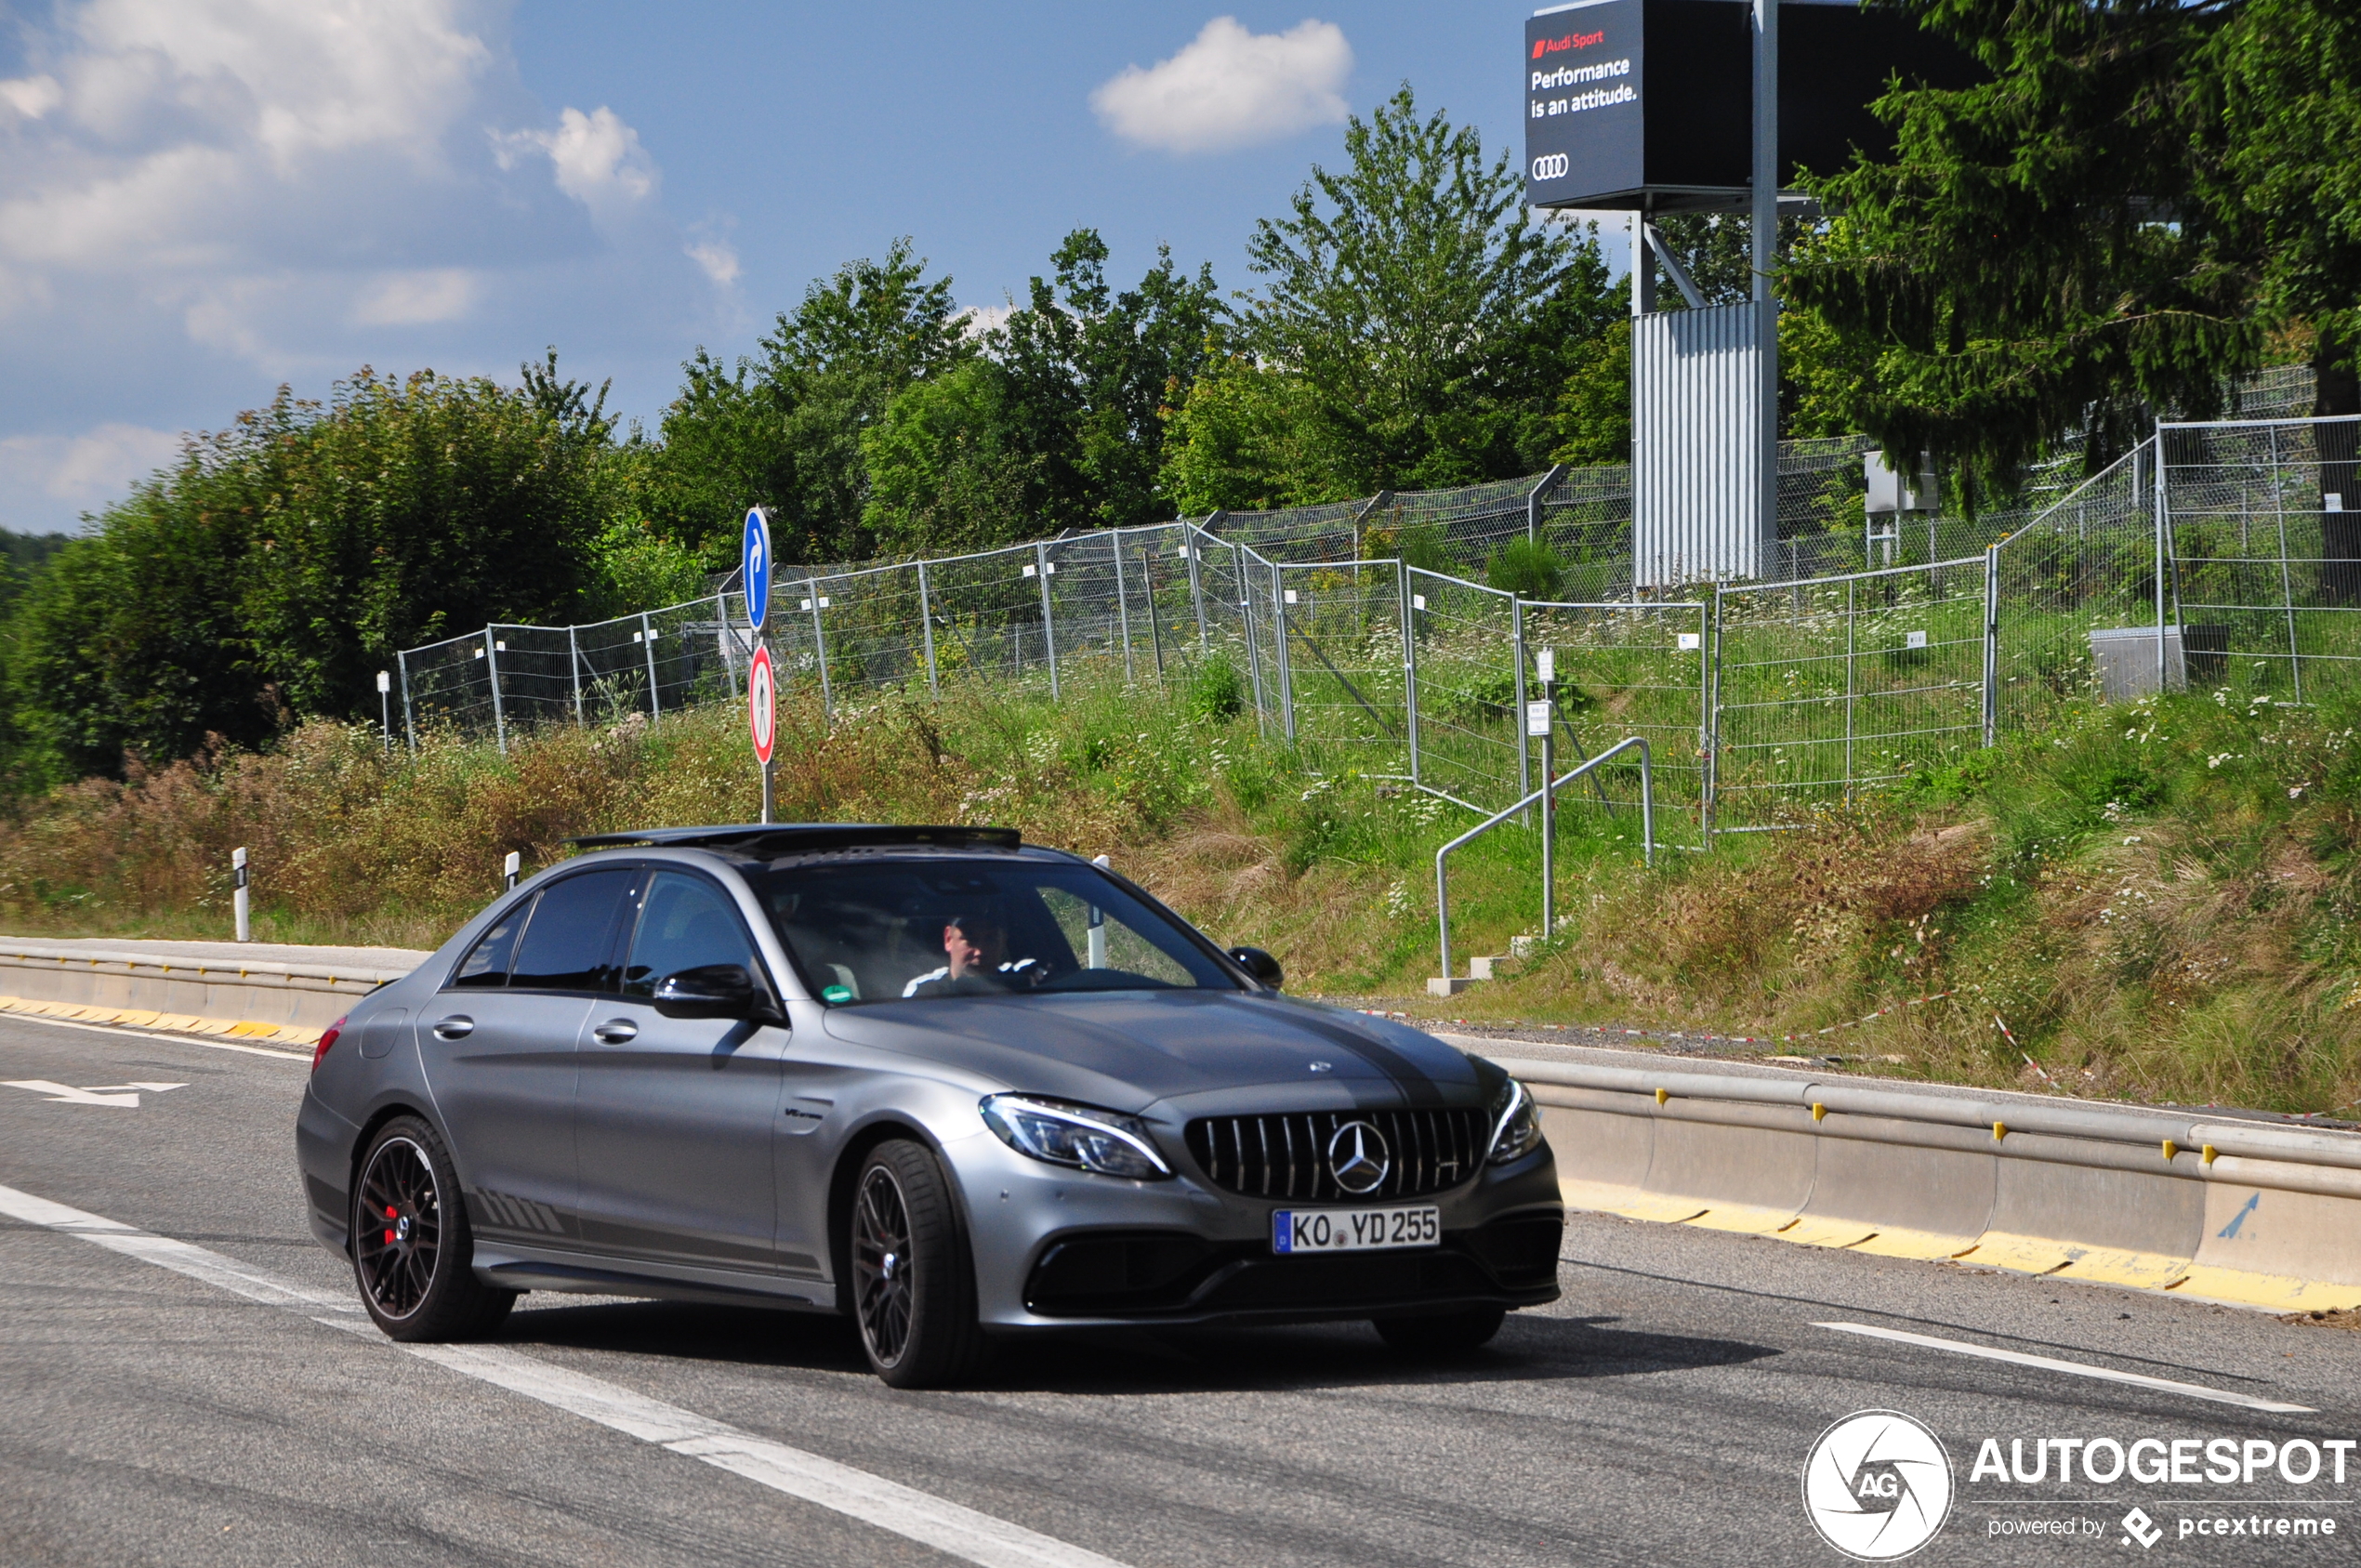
top-left (950, 1127), bottom-right (1564, 1330)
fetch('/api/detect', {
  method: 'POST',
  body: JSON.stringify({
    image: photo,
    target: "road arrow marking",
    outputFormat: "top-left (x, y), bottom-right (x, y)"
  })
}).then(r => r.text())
top-left (1, 1079), bottom-right (183, 1107)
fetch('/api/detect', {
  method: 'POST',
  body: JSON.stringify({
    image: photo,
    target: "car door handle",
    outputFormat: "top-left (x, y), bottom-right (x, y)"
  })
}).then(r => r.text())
top-left (431, 1015), bottom-right (473, 1040)
top-left (591, 1019), bottom-right (639, 1045)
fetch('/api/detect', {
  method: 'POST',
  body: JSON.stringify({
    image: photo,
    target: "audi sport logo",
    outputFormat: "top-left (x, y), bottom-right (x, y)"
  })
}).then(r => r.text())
top-left (1532, 153), bottom-right (1570, 180)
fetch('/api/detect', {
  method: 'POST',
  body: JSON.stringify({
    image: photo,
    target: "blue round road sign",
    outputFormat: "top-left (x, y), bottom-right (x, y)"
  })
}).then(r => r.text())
top-left (742, 507), bottom-right (772, 630)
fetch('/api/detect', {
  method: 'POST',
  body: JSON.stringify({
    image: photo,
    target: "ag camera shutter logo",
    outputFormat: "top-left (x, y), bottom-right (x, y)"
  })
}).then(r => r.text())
top-left (1802, 1410), bottom-right (1954, 1560)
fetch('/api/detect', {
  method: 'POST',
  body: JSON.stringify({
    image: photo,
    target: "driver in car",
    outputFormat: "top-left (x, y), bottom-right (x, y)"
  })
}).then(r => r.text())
top-left (901, 912), bottom-right (1044, 997)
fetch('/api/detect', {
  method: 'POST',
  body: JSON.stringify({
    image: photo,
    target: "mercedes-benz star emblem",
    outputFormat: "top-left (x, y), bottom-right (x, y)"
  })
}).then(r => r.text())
top-left (1326, 1120), bottom-right (1391, 1195)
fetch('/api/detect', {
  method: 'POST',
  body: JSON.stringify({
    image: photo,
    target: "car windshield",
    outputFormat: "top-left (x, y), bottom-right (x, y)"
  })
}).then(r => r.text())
top-left (749, 858), bottom-right (1238, 1004)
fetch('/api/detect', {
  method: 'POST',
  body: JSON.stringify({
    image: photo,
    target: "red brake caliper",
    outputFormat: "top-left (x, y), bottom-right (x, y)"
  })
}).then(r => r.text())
top-left (384, 1204), bottom-right (397, 1245)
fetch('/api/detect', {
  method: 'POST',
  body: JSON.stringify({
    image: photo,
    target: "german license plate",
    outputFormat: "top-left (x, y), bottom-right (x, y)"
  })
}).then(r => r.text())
top-left (1271, 1205), bottom-right (1440, 1255)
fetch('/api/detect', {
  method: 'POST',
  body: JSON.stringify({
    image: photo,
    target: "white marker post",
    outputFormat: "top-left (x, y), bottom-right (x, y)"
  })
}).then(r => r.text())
top-left (1528, 647), bottom-right (1558, 941)
top-left (503, 850), bottom-right (521, 890)
top-left (376, 670), bottom-right (391, 756)
top-left (231, 847), bottom-right (250, 943)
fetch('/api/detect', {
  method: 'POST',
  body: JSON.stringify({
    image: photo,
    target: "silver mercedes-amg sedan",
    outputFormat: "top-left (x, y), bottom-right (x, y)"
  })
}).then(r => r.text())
top-left (296, 824), bottom-right (1563, 1386)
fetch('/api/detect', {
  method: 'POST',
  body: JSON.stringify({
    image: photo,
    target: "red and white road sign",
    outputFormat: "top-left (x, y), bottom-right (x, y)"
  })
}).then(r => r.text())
top-left (747, 643), bottom-right (775, 766)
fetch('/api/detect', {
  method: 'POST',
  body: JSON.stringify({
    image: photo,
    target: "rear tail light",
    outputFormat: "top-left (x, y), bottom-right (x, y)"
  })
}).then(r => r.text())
top-left (312, 1016), bottom-right (348, 1073)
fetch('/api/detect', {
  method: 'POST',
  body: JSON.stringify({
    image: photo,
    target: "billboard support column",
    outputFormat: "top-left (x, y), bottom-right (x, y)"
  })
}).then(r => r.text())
top-left (1752, 0), bottom-right (1780, 569)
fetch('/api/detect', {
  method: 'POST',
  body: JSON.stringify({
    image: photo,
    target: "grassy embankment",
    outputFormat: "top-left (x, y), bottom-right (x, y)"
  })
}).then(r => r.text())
top-left (6, 658), bottom-right (2361, 1115)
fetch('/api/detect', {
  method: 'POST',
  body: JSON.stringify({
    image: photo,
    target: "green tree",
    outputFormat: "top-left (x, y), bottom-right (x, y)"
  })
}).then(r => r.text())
top-left (991, 230), bottom-right (1220, 532)
top-left (861, 359), bottom-right (1037, 555)
top-left (1212, 86), bottom-right (1619, 497)
top-left (1550, 320), bottom-right (1630, 467)
top-left (12, 367), bottom-right (613, 775)
top-left (1777, 0), bottom-right (2361, 496)
top-left (643, 239), bottom-right (970, 564)
top-left (1159, 352), bottom-right (1336, 513)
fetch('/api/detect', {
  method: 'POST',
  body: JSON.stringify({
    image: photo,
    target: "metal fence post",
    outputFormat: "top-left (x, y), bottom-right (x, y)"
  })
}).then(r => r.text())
top-left (398, 650), bottom-right (416, 756)
top-left (2154, 431), bottom-right (2170, 692)
top-left (1187, 518), bottom-right (1212, 652)
top-left (1272, 564), bottom-right (1296, 741)
top-left (1402, 561), bottom-right (1422, 789)
top-left (1844, 578), bottom-right (1858, 796)
top-left (1983, 545), bottom-right (1999, 747)
top-left (2271, 425), bottom-right (2302, 701)
top-left (1701, 598), bottom-right (1718, 847)
top-left (568, 626), bottom-right (586, 725)
top-left (1112, 531), bottom-right (1134, 684)
top-left (808, 581), bottom-right (834, 720)
top-left (484, 627), bottom-right (508, 755)
top-left (641, 611), bottom-right (662, 721)
top-left (1144, 538), bottom-right (1167, 681)
top-left (1526, 465), bottom-right (1565, 546)
top-left (716, 594), bottom-right (739, 702)
top-left (916, 560), bottom-right (940, 700)
top-left (1512, 596), bottom-right (1531, 808)
top-left (1034, 541), bottom-right (1060, 701)
top-left (1237, 551), bottom-right (1268, 731)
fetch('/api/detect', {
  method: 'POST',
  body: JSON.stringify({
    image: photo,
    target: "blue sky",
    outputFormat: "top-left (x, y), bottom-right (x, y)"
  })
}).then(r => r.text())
top-left (0, 1), bottom-right (1623, 535)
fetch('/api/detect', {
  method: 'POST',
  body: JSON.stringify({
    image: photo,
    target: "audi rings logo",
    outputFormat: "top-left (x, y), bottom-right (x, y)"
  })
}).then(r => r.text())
top-left (1326, 1121), bottom-right (1391, 1195)
top-left (1531, 153), bottom-right (1570, 180)
top-left (1802, 1411), bottom-right (1953, 1561)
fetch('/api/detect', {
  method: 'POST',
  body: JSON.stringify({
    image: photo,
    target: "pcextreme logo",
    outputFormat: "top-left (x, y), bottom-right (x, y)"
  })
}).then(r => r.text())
top-left (1803, 1410), bottom-right (1956, 1561)
top-left (1532, 28), bottom-right (1605, 59)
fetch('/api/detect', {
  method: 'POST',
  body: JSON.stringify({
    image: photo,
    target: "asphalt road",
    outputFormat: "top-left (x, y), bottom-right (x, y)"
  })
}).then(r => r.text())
top-left (5, 1011), bottom-right (2359, 1567)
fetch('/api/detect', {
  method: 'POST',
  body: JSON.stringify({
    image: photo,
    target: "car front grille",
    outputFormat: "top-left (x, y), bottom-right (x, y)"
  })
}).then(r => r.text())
top-left (1183, 1107), bottom-right (1490, 1202)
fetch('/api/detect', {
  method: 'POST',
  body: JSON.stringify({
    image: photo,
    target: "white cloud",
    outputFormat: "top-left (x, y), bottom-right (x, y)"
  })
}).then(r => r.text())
top-left (0, 75), bottom-right (64, 120)
top-left (686, 238), bottom-right (739, 286)
top-left (498, 106), bottom-right (659, 228)
top-left (958, 303), bottom-right (1014, 339)
top-left (1091, 17), bottom-right (1352, 155)
top-left (0, 420), bottom-right (182, 517)
top-left (352, 268), bottom-right (479, 326)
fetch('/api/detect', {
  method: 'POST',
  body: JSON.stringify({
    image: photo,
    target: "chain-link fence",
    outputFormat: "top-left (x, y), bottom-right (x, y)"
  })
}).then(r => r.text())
top-left (397, 407), bottom-right (2361, 845)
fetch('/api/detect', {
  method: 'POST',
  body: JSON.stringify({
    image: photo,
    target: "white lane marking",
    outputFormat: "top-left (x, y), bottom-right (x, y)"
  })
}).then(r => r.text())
top-left (1816, 1321), bottom-right (2316, 1414)
top-left (3, 1079), bottom-right (187, 1107)
top-left (4, 1078), bottom-right (143, 1106)
top-left (0, 1008), bottom-right (310, 1061)
top-left (0, 1180), bottom-right (1135, 1568)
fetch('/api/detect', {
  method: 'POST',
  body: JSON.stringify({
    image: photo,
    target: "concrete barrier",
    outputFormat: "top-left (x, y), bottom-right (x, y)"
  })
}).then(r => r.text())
top-left (0, 937), bottom-right (427, 1045)
top-left (1490, 1048), bottom-right (2361, 1313)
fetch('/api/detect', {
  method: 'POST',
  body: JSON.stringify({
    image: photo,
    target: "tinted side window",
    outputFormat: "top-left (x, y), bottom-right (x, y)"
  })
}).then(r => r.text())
top-left (451, 905), bottom-right (525, 990)
top-left (624, 873), bottom-right (759, 997)
top-left (508, 870), bottom-right (633, 992)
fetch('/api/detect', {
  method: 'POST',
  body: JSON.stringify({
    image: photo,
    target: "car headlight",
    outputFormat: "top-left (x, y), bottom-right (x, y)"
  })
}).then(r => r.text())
top-left (980, 1095), bottom-right (1173, 1180)
top-left (1489, 1077), bottom-right (1545, 1165)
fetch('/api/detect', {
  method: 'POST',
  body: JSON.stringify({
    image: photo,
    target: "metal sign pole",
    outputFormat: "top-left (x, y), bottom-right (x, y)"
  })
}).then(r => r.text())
top-left (760, 631), bottom-right (775, 825)
top-left (1752, 0), bottom-right (1780, 577)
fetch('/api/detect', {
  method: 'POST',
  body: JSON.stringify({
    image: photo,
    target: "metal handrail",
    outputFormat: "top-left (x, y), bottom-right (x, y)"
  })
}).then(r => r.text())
top-left (1434, 735), bottom-right (1653, 982)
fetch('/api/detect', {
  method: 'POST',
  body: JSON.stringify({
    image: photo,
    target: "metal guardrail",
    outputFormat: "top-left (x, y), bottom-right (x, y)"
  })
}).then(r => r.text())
top-left (1433, 736), bottom-right (1653, 982)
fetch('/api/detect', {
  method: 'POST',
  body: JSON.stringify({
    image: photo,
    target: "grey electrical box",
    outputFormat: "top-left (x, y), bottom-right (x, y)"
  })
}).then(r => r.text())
top-left (2088, 625), bottom-right (2230, 700)
top-left (1866, 452), bottom-right (1937, 515)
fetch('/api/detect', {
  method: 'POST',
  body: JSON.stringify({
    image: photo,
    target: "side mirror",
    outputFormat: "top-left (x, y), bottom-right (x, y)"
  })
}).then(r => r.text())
top-left (1228, 946), bottom-right (1284, 990)
top-left (653, 963), bottom-right (767, 1020)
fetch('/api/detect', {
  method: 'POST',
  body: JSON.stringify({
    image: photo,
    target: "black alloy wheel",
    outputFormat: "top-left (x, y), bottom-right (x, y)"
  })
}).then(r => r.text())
top-left (848, 1140), bottom-right (985, 1388)
top-left (1373, 1304), bottom-right (1508, 1356)
top-left (351, 1115), bottom-right (516, 1341)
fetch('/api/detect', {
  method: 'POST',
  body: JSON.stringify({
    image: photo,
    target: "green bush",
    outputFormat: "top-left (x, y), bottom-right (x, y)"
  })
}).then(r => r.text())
top-left (1485, 536), bottom-right (1567, 600)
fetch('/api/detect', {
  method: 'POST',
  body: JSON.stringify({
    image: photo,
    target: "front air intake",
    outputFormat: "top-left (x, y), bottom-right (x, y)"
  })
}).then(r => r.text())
top-left (1183, 1108), bottom-right (1489, 1203)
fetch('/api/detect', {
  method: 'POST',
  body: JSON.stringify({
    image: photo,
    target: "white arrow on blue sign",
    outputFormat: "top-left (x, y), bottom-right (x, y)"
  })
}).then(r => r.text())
top-left (742, 506), bottom-right (772, 631)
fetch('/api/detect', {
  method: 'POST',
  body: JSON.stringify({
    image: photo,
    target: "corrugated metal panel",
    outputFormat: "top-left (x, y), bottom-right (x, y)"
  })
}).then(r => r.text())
top-left (1632, 300), bottom-right (1769, 588)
